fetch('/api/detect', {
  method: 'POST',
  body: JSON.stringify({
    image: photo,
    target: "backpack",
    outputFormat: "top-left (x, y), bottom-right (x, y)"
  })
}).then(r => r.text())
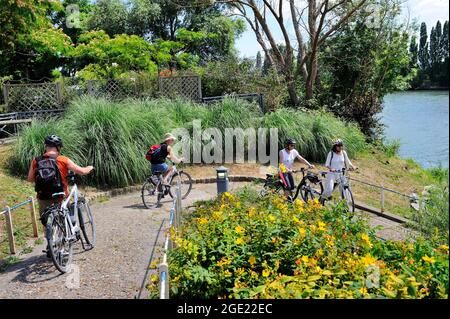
top-left (34, 156), bottom-right (64, 200)
top-left (145, 144), bottom-right (161, 162)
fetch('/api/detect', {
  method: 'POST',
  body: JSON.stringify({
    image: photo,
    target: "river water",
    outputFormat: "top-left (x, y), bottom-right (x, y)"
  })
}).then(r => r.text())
top-left (381, 90), bottom-right (449, 169)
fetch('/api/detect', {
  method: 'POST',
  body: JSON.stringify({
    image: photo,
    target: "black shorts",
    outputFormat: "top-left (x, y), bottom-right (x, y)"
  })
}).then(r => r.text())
top-left (283, 172), bottom-right (295, 190)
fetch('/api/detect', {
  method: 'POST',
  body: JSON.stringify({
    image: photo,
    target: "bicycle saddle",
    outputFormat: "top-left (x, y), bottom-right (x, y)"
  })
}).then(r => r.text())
top-left (52, 192), bottom-right (65, 199)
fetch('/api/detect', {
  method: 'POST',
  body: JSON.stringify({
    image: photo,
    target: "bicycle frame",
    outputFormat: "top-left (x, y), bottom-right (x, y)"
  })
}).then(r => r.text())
top-left (53, 184), bottom-right (80, 241)
top-left (292, 168), bottom-right (322, 200)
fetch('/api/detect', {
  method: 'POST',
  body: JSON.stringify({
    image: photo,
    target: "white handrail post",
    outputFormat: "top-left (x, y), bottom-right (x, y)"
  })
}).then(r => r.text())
top-left (4, 206), bottom-right (16, 254)
top-left (158, 262), bottom-right (170, 299)
top-left (29, 196), bottom-right (39, 238)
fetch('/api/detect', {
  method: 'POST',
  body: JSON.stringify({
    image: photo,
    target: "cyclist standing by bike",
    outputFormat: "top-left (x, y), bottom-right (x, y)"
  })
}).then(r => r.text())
top-left (27, 135), bottom-right (94, 255)
top-left (149, 133), bottom-right (184, 186)
top-left (279, 138), bottom-right (315, 197)
top-left (320, 139), bottom-right (357, 204)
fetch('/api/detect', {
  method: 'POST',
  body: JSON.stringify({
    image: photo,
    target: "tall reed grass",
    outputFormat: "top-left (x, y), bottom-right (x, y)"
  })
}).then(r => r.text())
top-left (10, 97), bottom-right (367, 188)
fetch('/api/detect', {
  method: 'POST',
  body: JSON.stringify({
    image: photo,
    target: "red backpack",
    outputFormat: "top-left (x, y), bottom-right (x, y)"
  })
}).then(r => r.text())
top-left (145, 144), bottom-right (161, 162)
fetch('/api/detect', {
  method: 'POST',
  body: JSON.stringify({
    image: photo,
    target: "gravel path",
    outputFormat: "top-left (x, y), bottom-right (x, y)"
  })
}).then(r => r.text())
top-left (0, 181), bottom-right (414, 299)
top-left (0, 182), bottom-right (247, 299)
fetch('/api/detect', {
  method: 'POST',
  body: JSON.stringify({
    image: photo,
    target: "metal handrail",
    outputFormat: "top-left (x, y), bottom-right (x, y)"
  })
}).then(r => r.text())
top-left (158, 179), bottom-right (182, 299)
top-left (348, 177), bottom-right (418, 201)
top-left (1, 197), bottom-right (39, 254)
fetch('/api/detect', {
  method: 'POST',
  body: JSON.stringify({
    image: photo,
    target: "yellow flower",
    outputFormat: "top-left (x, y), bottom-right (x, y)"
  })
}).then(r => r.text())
top-left (268, 214), bottom-right (276, 222)
top-left (248, 207), bottom-right (256, 217)
top-left (298, 227), bottom-right (306, 237)
top-left (301, 255), bottom-right (309, 263)
top-left (438, 244), bottom-right (449, 252)
top-left (361, 233), bottom-right (373, 248)
top-left (248, 256), bottom-right (256, 267)
top-left (212, 211), bottom-right (222, 219)
top-left (316, 249), bottom-right (323, 257)
top-left (422, 255), bottom-right (436, 264)
top-left (236, 268), bottom-right (245, 276)
top-left (217, 257), bottom-right (232, 267)
top-left (361, 254), bottom-right (377, 266)
top-left (224, 270), bottom-right (232, 277)
top-left (293, 215), bottom-right (301, 224)
top-left (235, 237), bottom-right (245, 245)
top-left (293, 198), bottom-right (304, 211)
top-left (359, 287), bottom-right (368, 296)
top-left (317, 221), bottom-right (326, 231)
top-left (235, 225), bottom-right (245, 234)
top-left (279, 163), bottom-right (287, 173)
top-left (262, 269), bottom-right (270, 277)
top-left (197, 217), bottom-right (208, 225)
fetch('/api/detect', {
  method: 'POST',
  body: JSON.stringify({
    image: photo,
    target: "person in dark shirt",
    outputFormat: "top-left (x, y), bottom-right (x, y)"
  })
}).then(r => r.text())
top-left (150, 133), bottom-right (184, 185)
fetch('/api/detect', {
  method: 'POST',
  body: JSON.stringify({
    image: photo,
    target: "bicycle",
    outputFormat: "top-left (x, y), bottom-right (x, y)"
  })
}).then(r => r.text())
top-left (43, 171), bottom-right (96, 274)
top-left (293, 168), bottom-right (324, 202)
top-left (320, 168), bottom-right (355, 213)
top-left (260, 167), bottom-right (323, 202)
top-left (141, 161), bottom-right (193, 209)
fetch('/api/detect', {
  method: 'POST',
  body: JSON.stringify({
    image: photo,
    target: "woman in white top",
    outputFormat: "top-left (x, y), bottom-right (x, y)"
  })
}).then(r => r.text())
top-left (279, 138), bottom-right (315, 197)
top-left (320, 139), bottom-right (357, 202)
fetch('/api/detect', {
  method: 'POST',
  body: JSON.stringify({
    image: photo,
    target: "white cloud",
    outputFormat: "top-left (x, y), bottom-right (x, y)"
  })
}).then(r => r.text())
top-left (404, 0), bottom-right (449, 26)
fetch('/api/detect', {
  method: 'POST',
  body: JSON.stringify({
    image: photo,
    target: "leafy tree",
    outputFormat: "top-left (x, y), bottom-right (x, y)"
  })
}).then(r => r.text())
top-left (0, 0), bottom-right (73, 80)
top-left (409, 35), bottom-right (418, 68)
top-left (83, 0), bottom-right (244, 62)
top-left (411, 20), bottom-right (449, 88)
top-left (51, 0), bottom-right (93, 43)
top-left (71, 30), bottom-right (205, 80)
top-left (418, 22), bottom-right (430, 71)
top-left (85, 0), bottom-right (128, 36)
top-left (439, 21), bottom-right (449, 86)
top-left (320, 14), bottom-right (412, 137)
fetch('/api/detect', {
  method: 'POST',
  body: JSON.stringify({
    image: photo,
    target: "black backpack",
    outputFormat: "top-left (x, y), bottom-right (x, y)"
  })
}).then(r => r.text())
top-left (35, 156), bottom-right (64, 200)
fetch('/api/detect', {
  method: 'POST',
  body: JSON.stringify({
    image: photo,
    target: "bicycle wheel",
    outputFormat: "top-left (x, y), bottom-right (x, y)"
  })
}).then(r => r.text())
top-left (141, 178), bottom-right (162, 209)
top-left (169, 171), bottom-right (193, 199)
top-left (342, 187), bottom-right (355, 213)
top-left (299, 179), bottom-right (324, 202)
top-left (78, 197), bottom-right (96, 249)
top-left (46, 211), bottom-right (73, 274)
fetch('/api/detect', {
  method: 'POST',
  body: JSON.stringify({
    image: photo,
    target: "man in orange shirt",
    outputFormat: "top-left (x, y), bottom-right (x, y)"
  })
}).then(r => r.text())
top-left (27, 135), bottom-right (94, 218)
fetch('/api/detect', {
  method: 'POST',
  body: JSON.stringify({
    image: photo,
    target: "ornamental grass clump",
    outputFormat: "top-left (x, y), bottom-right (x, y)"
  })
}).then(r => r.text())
top-left (149, 189), bottom-right (448, 299)
top-left (10, 96), bottom-right (368, 188)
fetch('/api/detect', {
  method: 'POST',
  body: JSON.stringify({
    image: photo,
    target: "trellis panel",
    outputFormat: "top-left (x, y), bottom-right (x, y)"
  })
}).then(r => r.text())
top-left (4, 82), bottom-right (62, 112)
top-left (158, 76), bottom-right (202, 101)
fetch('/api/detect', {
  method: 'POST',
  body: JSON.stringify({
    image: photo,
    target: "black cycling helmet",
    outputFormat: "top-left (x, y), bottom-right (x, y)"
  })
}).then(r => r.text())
top-left (44, 135), bottom-right (63, 148)
top-left (285, 138), bottom-right (297, 146)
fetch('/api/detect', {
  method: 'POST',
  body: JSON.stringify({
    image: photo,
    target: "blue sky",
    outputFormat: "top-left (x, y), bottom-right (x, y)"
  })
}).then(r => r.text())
top-left (235, 0), bottom-right (450, 58)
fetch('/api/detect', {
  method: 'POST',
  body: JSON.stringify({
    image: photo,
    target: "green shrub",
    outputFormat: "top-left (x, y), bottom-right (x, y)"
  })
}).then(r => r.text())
top-left (147, 192), bottom-right (448, 299)
top-left (413, 183), bottom-right (449, 243)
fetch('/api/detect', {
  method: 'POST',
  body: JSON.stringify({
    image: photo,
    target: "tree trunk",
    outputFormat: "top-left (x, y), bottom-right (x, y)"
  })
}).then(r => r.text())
top-left (306, 50), bottom-right (318, 100)
top-left (286, 74), bottom-right (300, 107)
